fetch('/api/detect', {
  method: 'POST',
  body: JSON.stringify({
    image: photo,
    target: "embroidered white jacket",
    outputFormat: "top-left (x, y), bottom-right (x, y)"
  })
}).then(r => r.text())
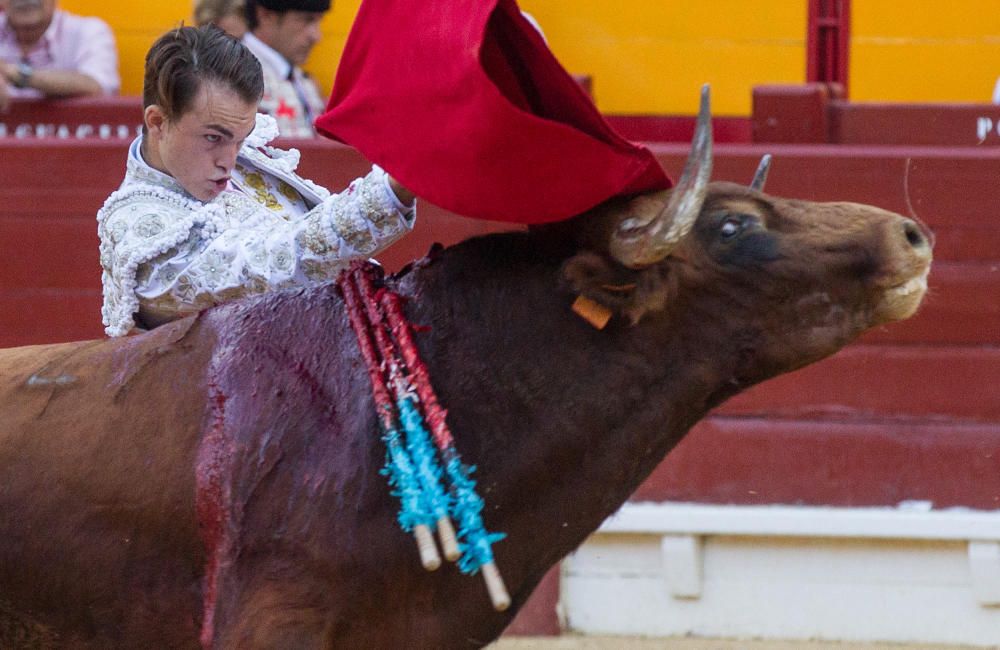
top-left (97, 114), bottom-right (415, 337)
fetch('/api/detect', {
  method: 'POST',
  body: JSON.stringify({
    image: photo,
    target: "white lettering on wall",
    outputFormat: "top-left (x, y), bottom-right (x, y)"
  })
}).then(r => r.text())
top-left (977, 117), bottom-right (994, 144)
top-left (0, 122), bottom-right (142, 140)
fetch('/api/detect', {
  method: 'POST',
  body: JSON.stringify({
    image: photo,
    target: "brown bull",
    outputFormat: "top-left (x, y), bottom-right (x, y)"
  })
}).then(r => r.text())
top-left (0, 95), bottom-right (932, 648)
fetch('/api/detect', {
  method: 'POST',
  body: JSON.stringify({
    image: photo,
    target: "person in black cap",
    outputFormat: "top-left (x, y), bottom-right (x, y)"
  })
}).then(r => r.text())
top-left (242, 0), bottom-right (330, 137)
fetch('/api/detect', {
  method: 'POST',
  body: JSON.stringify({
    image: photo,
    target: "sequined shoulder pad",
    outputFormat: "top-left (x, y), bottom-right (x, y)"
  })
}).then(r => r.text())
top-left (97, 185), bottom-right (222, 336)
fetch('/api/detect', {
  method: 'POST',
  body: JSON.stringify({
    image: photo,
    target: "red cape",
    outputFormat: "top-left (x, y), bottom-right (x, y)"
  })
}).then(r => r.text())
top-left (315, 0), bottom-right (672, 224)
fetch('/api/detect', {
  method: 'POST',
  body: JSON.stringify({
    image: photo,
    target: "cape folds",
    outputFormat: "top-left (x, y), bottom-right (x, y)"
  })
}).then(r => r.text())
top-left (315, 0), bottom-right (672, 224)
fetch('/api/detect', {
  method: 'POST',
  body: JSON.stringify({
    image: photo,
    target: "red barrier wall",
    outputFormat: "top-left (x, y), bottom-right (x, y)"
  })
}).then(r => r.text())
top-left (3, 136), bottom-right (998, 635)
top-left (0, 97), bottom-right (142, 141)
top-left (753, 84), bottom-right (1000, 146)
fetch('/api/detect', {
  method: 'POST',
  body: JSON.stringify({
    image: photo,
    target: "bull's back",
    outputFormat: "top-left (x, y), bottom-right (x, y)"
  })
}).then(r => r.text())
top-left (0, 317), bottom-right (218, 647)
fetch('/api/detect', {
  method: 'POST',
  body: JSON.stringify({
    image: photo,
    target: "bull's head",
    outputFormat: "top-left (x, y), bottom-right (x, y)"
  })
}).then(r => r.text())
top-left (560, 86), bottom-right (932, 377)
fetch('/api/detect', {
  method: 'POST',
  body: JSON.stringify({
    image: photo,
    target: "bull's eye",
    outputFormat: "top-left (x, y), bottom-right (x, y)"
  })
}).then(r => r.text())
top-left (719, 216), bottom-right (745, 239)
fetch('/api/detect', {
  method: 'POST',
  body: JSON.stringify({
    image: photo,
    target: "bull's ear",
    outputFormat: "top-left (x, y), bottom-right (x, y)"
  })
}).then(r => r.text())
top-left (561, 251), bottom-right (672, 325)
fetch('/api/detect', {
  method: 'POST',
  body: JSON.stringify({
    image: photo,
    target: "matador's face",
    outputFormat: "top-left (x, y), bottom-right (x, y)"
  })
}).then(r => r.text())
top-left (144, 81), bottom-right (257, 202)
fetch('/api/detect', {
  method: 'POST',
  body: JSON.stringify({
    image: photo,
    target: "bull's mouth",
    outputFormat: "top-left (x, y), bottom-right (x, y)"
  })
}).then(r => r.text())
top-left (875, 266), bottom-right (931, 323)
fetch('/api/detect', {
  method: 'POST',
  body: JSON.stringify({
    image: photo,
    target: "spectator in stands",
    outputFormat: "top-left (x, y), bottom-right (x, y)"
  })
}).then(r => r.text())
top-left (194, 0), bottom-right (248, 40)
top-left (0, 0), bottom-right (119, 108)
top-left (98, 25), bottom-right (415, 337)
top-left (243, 0), bottom-right (327, 137)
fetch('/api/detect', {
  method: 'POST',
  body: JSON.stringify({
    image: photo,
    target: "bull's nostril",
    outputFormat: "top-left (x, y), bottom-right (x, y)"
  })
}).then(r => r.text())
top-left (902, 220), bottom-right (925, 248)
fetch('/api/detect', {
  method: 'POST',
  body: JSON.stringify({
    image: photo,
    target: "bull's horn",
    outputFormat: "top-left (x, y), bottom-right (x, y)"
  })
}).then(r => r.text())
top-left (610, 84), bottom-right (714, 268)
top-left (750, 154), bottom-right (772, 191)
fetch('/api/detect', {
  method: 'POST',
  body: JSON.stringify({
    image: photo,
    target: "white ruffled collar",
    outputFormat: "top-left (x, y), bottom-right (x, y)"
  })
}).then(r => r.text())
top-left (245, 113), bottom-right (280, 148)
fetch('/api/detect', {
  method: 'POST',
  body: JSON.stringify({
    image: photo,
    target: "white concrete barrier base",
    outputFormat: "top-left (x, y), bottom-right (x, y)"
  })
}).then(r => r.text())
top-left (562, 502), bottom-right (1000, 647)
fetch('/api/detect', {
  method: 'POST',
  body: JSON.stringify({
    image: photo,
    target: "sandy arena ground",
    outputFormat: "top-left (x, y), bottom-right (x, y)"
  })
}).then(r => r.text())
top-left (490, 636), bottom-right (980, 650)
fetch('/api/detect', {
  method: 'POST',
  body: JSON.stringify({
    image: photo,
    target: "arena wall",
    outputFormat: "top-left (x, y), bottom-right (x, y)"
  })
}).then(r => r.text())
top-left (6, 1), bottom-right (1000, 641)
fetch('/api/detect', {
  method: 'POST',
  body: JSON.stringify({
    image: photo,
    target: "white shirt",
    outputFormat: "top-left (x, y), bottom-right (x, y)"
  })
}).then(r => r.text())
top-left (0, 9), bottom-right (120, 97)
top-left (242, 32), bottom-right (325, 137)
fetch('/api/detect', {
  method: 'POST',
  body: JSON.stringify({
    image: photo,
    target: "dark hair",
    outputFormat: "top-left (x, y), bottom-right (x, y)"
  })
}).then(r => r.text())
top-left (143, 24), bottom-right (263, 121)
top-left (246, 0), bottom-right (263, 30)
top-left (245, 0), bottom-right (331, 31)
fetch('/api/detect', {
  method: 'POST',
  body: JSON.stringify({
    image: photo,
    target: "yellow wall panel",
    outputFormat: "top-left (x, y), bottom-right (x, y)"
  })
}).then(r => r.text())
top-left (851, 0), bottom-right (1000, 102)
top-left (853, 0), bottom-right (1000, 39)
top-left (521, 1), bottom-right (805, 42)
top-left (522, 0), bottom-right (807, 115)
top-left (852, 41), bottom-right (1000, 103)
top-left (56, 2), bottom-right (1000, 113)
top-left (55, 0), bottom-right (807, 114)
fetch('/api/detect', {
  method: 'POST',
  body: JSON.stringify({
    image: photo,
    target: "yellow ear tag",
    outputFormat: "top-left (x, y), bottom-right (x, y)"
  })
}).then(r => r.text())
top-left (572, 295), bottom-right (613, 330)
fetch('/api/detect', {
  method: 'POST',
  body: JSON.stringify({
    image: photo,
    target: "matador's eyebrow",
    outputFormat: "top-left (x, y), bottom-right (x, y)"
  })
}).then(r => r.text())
top-left (204, 123), bottom-right (255, 140)
top-left (205, 124), bottom-right (235, 139)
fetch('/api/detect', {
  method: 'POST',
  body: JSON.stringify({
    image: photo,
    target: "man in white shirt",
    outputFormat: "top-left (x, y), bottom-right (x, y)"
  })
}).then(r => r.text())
top-left (0, 0), bottom-right (119, 110)
top-left (242, 0), bottom-right (327, 137)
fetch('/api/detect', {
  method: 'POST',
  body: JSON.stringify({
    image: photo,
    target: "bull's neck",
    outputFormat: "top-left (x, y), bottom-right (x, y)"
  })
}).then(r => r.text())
top-left (394, 232), bottom-right (742, 575)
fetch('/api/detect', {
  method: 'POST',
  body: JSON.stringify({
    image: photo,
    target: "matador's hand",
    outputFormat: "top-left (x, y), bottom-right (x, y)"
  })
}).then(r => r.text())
top-left (387, 175), bottom-right (416, 209)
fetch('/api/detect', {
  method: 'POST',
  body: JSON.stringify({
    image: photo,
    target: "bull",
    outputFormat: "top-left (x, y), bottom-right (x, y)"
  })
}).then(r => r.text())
top-left (0, 92), bottom-right (932, 648)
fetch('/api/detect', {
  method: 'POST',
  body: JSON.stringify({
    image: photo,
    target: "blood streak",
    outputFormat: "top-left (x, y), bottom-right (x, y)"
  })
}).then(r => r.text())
top-left (195, 380), bottom-right (234, 649)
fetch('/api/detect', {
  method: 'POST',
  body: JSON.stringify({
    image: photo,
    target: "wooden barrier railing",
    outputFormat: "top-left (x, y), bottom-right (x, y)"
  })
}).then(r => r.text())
top-left (0, 94), bottom-right (756, 144)
top-left (0, 97), bottom-right (143, 140)
top-left (4, 139), bottom-right (998, 345)
top-left (9, 86), bottom-right (1000, 148)
top-left (2, 135), bottom-right (998, 635)
top-left (753, 83), bottom-right (1000, 146)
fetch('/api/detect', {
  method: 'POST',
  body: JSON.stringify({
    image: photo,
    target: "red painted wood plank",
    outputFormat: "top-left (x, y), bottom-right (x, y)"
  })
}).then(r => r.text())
top-left (752, 84), bottom-right (834, 143)
top-left (0, 288), bottom-right (103, 347)
top-left (0, 140), bottom-right (126, 191)
top-left (603, 115), bottom-right (752, 144)
top-left (718, 344), bottom-right (1000, 422)
top-left (0, 97), bottom-right (142, 141)
top-left (830, 101), bottom-right (1000, 146)
top-left (635, 417), bottom-right (1000, 509)
top-left (0, 217), bottom-right (99, 289)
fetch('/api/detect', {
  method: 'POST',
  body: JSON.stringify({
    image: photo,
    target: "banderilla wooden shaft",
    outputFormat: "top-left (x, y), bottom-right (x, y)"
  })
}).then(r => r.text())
top-left (413, 524), bottom-right (441, 571)
top-left (435, 516), bottom-right (460, 562)
top-left (481, 561), bottom-right (511, 611)
top-left (339, 271), bottom-right (442, 572)
top-left (352, 266), bottom-right (462, 563)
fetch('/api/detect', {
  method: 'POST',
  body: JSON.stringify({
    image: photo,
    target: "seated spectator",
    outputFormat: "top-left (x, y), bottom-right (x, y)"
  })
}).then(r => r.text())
top-left (194, 0), bottom-right (247, 40)
top-left (0, 0), bottom-right (119, 110)
top-left (243, 0), bottom-right (327, 137)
